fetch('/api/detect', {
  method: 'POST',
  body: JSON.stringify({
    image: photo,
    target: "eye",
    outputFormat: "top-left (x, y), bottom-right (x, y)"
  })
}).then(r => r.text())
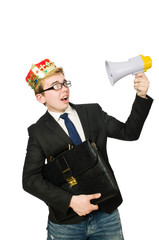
top-left (53, 84), bottom-right (61, 90)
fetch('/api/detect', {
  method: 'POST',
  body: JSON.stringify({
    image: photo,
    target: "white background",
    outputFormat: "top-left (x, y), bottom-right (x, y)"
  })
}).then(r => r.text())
top-left (1, 0), bottom-right (159, 239)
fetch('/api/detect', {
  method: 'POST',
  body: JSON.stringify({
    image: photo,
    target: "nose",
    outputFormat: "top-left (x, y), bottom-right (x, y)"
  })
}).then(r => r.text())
top-left (61, 84), bottom-right (69, 93)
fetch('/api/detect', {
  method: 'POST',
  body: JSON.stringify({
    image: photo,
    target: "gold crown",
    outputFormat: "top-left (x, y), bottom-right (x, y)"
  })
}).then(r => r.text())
top-left (26, 59), bottom-right (56, 89)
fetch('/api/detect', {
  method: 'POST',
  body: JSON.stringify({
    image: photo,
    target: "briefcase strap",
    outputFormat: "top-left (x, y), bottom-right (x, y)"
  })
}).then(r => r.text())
top-left (56, 156), bottom-right (77, 187)
top-left (55, 141), bottom-right (97, 188)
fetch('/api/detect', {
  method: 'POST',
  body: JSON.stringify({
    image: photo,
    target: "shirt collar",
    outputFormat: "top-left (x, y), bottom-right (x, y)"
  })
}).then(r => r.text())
top-left (48, 104), bottom-right (75, 121)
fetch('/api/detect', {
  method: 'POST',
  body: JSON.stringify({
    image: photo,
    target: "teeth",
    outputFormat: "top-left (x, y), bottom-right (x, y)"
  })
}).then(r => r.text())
top-left (62, 96), bottom-right (67, 100)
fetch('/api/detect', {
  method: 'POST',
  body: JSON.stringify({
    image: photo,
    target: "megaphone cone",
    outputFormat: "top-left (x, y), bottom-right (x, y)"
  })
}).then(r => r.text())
top-left (105, 55), bottom-right (152, 86)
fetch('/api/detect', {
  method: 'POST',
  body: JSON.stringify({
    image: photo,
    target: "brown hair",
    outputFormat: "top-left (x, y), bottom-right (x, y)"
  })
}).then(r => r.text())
top-left (34, 67), bottom-right (64, 95)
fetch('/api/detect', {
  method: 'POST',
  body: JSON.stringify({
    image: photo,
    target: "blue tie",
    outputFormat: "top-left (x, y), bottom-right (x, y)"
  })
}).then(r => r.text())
top-left (60, 113), bottom-right (82, 145)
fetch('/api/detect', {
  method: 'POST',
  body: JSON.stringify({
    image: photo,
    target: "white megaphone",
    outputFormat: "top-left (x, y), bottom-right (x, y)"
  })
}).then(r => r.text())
top-left (105, 55), bottom-right (152, 86)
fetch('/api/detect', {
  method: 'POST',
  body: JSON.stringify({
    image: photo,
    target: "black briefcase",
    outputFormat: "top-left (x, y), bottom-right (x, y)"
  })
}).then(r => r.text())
top-left (42, 140), bottom-right (120, 221)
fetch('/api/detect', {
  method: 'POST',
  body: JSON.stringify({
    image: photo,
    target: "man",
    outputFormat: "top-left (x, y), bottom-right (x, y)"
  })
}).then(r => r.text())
top-left (23, 59), bottom-right (153, 240)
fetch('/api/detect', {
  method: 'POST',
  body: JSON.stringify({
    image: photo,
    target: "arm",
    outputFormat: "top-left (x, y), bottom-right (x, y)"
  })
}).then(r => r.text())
top-left (23, 129), bottom-right (101, 216)
top-left (22, 128), bottom-right (72, 215)
top-left (105, 73), bottom-right (153, 140)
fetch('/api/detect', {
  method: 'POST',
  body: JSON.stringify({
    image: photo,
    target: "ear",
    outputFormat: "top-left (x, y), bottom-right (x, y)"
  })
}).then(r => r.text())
top-left (36, 93), bottom-right (46, 104)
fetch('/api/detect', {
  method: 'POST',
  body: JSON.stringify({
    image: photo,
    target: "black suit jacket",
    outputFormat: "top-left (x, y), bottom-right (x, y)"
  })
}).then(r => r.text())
top-left (23, 95), bottom-right (153, 224)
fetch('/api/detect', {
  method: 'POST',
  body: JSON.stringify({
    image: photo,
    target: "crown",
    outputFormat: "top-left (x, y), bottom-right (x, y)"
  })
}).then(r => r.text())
top-left (26, 59), bottom-right (56, 89)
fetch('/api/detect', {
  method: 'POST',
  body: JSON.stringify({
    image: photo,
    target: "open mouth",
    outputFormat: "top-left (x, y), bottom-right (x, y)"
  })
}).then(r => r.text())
top-left (61, 96), bottom-right (68, 102)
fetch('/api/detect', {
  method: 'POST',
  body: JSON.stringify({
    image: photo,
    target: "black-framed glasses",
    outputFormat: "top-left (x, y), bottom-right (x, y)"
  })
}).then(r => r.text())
top-left (40, 80), bottom-right (72, 93)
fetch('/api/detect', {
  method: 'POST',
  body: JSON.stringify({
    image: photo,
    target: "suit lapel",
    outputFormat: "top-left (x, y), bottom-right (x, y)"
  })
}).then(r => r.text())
top-left (44, 111), bottom-right (74, 145)
top-left (44, 103), bottom-right (90, 144)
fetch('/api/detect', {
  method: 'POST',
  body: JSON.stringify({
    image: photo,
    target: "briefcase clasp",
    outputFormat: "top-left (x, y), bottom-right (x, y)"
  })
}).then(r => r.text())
top-left (66, 176), bottom-right (77, 187)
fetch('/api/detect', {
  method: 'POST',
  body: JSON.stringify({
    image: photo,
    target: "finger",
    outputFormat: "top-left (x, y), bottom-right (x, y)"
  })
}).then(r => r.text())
top-left (134, 78), bottom-right (149, 86)
top-left (74, 208), bottom-right (88, 216)
top-left (91, 204), bottom-right (99, 211)
top-left (134, 77), bottom-right (145, 84)
top-left (135, 72), bottom-right (145, 78)
top-left (134, 82), bottom-right (146, 88)
top-left (135, 86), bottom-right (147, 91)
top-left (84, 203), bottom-right (99, 215)
top-left (134, 79), bottom-right (149, 87)
top-left (135, 74), bottom-right (148, 83)
top-left (134, 83), bottom-right (143, 89)
top-left (76, 211), bottom-right (86, 216)
top-left (88, 193), bottom-right (101, 200)
top-left (78, 212), bottom-right (87, 216)
top-left (76, 203), bottom-right (99, 216)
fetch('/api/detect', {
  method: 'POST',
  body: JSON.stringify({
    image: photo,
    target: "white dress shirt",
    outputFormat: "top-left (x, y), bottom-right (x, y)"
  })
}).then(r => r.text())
top-left (48, 105), bottom-right (86, 142)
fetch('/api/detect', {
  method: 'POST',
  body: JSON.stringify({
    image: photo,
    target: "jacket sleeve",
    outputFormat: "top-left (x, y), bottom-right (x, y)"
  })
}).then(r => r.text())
top-left (22, 126), bottom-right (73, 215)
top-left (101, 94), bottom-right (153, 140)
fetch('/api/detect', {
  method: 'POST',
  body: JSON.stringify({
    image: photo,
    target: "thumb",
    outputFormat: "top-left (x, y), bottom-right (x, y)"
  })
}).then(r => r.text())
top-left (88, 193), bottom-right (101, 200)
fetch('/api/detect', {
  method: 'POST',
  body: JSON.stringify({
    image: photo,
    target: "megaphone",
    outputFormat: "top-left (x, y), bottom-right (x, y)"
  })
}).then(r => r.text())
top-left (105, 55), bottom-right (152, 86)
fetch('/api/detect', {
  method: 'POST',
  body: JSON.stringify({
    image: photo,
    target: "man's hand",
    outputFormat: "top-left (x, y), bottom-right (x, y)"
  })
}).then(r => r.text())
top-left (134, 72), bottom-right (150, 98)
top-left (69, 193), bottom-right (101, 216)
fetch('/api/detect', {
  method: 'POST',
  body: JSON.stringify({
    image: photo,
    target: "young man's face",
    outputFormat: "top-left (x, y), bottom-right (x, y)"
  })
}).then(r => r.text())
top-left (37, 73), bottom-right (70, 113)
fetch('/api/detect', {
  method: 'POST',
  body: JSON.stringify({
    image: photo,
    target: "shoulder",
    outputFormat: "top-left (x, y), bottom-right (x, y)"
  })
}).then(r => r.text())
top-left (70, 102), bottom-right (101, 111)
top-left (28, 111), bottom-right (50, 134)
